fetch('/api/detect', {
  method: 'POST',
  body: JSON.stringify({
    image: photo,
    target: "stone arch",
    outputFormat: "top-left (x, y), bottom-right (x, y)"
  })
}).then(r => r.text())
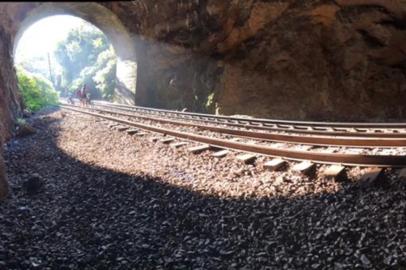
top-left (13, 2), bottom-right (137, 104)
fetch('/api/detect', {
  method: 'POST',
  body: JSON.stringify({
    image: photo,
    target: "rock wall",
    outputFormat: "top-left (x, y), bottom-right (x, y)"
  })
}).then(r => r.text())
top-left (3, 1), bottom-right (406, 127)
top-left (0, 13), bottom-right (21, 199)
top-left (214, 1), bottom-right (406, 121)
top-left (0, 4), bottom-right (25, 199)
top-left (102, 0), bottom-right (406, 121)
top-left (0, 26), bottom-right (21, 140)
top-left (2, 1), bottom-right (406, 130)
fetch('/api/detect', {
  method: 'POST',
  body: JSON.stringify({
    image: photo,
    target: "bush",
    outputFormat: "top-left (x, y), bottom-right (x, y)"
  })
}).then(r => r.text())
top-left (93, 46), bottom-right (117, 99)
top-left (16, 67), bottom-right (59, 112)
top-left (54, 25), bottom-right (117, 100)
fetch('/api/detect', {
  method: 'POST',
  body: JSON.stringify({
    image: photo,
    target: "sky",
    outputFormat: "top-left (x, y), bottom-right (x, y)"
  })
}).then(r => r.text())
top-left (15, 15), bottom-right (94, 64)
top-left (14, 15), bottom-right (103, 77)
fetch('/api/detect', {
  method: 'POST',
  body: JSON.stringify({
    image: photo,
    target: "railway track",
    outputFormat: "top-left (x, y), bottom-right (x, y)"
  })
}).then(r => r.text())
top-left (85, 103), bottom-right (406, 148)
top-left (60, 103), bottom-right (406, 169)
top-left (92, 100), bottom-right (406, 138)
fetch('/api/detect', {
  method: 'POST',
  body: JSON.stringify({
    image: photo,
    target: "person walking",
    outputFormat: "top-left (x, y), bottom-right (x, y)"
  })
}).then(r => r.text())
top-left (78, 84), bottom-right (87, 107)
top-left (82, 84), bottom-right (92, 107)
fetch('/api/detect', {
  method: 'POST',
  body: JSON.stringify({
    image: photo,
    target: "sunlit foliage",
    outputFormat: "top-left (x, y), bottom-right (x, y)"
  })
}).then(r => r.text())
top-left (16, 55), bottom-right (51, 82)
top-left (93, 46), bottom-right (117, 99)
top-left (16, 67), bottom-right (59, 112)
top-left (54, 25), bottom-right (117, 100)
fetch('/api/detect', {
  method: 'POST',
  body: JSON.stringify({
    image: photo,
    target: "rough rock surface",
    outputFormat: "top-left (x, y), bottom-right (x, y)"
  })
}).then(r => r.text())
top-left (2, 1), bottom-right (406, 124)
top-left (1, 109), bottom-right (406, 269)
top-left (0, 25), bottom-right (21, 140)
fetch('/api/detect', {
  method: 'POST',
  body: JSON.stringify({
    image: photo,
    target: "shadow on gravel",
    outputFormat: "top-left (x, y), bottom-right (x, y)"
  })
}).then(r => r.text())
top-left (1, 109), bottom-right (406, 270)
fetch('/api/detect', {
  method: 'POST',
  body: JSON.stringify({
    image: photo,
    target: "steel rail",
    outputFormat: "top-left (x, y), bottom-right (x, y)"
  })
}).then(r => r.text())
top-left (61, 105), bottom-right (406, 167)
top-left (92, 100), bottom-right (406, 128)
top-left (92, 102), bottom-right (406, 138)
top-left (74, 104), bottom-right (406, 147)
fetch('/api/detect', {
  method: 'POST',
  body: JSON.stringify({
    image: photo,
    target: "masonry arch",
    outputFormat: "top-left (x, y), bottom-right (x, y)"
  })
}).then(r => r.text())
top-left (13, 2), bottom-right (137, 104)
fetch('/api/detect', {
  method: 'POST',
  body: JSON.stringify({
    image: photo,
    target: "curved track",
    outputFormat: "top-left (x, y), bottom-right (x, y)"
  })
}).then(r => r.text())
top-left (61, 103), bottom-right (406, 167)
top-left (85, 104), bottom-right (406, 147)
top-left (92, 100), bottom-right (406, 138)
top-left (93, 100), bottom-right (406, 128)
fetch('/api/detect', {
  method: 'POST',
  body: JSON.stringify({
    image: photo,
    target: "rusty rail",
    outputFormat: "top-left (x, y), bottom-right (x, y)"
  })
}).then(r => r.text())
top-left (61, 105), bottom-right (406, 167)
top-left (92, 100), bottom-right (406, 128)
top-left (92, 101), bottom-right (406, 138)
top-left (75, 104), bottom-right (406, 147)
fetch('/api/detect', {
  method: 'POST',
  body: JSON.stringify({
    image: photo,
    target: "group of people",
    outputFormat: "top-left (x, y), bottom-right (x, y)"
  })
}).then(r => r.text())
top-left (67, 84), bottom-right (92, 107)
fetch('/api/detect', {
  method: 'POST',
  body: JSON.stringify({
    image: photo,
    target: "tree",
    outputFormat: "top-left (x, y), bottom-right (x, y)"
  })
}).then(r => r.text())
top-left (93, 46), bottom-right (116, 99)
top-left (15, 55), bottom-right (50, 82)
top-left (54, 24), bottom-right (117, 100)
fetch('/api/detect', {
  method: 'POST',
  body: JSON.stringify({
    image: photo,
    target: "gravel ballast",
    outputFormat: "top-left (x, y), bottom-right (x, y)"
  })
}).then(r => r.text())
top-left (1, 108), bottom-right (406, 269)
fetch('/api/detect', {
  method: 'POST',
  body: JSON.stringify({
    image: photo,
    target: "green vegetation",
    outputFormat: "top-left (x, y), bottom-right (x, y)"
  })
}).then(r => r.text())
top-left (205, 92), bottom-right (216, 111)
top-left (16, 117), bottom-right (27, 126)
top-left (16, 67), bottom-right (59, 112)
top-left (54, 25), bottom-right (117, 99)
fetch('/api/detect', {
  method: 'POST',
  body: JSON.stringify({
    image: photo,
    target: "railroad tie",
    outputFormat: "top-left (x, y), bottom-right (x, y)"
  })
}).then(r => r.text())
top-left (359, 168), bottom-right (384, 187)
top-left (212, 150), bottom-right (229, 158)
top-left (299, 145), bottom-right (314, 151)
top-left (238, 120), bottom-right (250, 125)
top-left (292, 161), bottom-right (315, 175)
top-left (358, 167), bottom-right (390, 188)
top-left (150, 137), bottom-right (160, 143)
top-left (188, 144), bottom-right (211, 154)
top-left (264, 158), bottom-right (286, 171)
top-left (332, 127), bottom-right (347, 132)
top-left (236, 154), bottom-right (257, 164)
top-left (360, 168), bottom-right (383, 181)
top-left (311, 126), bottom-right (328, 131)
top-left (127, 129), bottom-right (138, 135)
top-left (170, 142), bottom-right (188, 148)
top-left (293, 125), bottom-right (308, 130)
top-left (108, 123), bottom-right (119, 129)
top-left (321, 165), bottom-right (346, 180)
top-left (160, 137), bottom-right (175, 144)
top-left (250, 122), bottom-right (263, 127)
top-left (116, 126), bottom-right (130, 132)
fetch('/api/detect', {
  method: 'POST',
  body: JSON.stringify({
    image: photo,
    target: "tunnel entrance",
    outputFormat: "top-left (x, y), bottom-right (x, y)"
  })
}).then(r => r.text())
top-left (13, 2), bottom-right (137, 105)
top-left (14, 15), bottom-right (120, 106)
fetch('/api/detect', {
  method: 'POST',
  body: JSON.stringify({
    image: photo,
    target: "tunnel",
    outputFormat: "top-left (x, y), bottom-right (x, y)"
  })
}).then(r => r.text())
top-left (3, 1), bottom-right (406, 126)
top-left (2, 2), bottom-right (406, 268)
top-left (2, 0), bottom-right (406, 196)
top-left (13, 2), bottom-right (138, 105)
top-left (2, 0), bottom-right (406, 197)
